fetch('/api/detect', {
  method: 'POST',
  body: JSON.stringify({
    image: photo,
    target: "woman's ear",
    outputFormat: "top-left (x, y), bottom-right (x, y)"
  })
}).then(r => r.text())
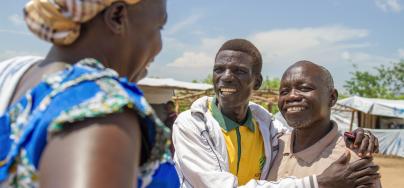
top-left (104, 2), bottom-right (128, 35)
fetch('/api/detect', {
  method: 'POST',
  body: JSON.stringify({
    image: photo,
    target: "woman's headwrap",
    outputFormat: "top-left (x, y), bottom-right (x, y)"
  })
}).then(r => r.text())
top-left (24, 0), bottom-right (142, 45)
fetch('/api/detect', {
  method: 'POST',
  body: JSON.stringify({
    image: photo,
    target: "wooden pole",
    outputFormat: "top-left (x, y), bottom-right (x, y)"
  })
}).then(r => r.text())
top-left (267, 102), bottom-right (273, 113)
top-left (349, 110), bottom-right (355, 132)
top-left (175, 99), bottom-right (179, 114)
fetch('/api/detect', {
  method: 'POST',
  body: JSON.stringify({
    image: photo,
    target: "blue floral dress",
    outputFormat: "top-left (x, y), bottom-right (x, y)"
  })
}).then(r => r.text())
top-left (0, 58), bottom-right (179, 188)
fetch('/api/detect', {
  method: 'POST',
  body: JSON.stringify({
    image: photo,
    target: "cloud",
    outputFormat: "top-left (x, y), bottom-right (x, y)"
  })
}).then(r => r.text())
top-left (245, 25), bottom-right (395, 89)
top-left (375, 0), bottom-right (402, 12)
top-left (341, 51), bottom-right (351, 60)
top-left (166, 37), bottom-right (225, 68)
top-left (341, 51), bottom-right (394, 66)
top-left (247, 25), bottom-right (369, 64)
top-left (8, 14), bottom-right (25, 25)
top-left (166, 14), bottom-right (202, 35)
top-left (147, 36), bottom-right (225, 81)
top-left (398, 48), bottom-right (404, 58)
top-left (162, 37), bottom-right (188, 50)
top-left (164, 25), bottom-right (371, 71)
top-left (151, 25), bottom-right (396, 89)
top-left (167, 52), bottom-right (212, 68)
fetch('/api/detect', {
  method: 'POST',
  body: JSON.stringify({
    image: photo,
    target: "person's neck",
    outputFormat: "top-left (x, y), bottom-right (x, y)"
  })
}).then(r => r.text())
top-left (292, 119), bottom-right (333, 153)
top-left (42, 45), bottom-right (109, 67)
top-left (218, 102), bottom-right (249, 124)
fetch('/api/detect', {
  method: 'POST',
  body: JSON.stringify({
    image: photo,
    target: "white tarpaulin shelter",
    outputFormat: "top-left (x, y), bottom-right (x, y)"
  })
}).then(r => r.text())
top-left (138, 77), bottom-right (213, 91)
top-left (137, 77), bottom-right (213, 104)
top-left (337, 96), bottom-right (404, 118)
top-left (137, 77), bottom-right (213, 121)
top-left (331, 109), bottom-right (359, 130)
top-left (368, 129), bottom-right (404, 157)
top-left (334, 96), bottom-right (404, 157)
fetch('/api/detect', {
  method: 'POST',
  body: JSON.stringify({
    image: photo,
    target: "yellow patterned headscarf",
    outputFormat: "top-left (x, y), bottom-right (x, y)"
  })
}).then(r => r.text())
top-left (24, 0), bottom-right (142, 45)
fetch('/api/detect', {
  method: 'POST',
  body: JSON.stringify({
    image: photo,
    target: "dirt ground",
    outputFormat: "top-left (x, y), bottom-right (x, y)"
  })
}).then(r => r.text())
top-left (373, 155), bottom-right (404, 188)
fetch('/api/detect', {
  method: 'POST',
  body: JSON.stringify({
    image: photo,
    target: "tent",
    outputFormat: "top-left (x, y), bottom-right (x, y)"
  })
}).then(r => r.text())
top-left (337, 96), bottom-right (404, 118)
top-left (137, 77), bottom-right (213, 120)
top-left (138, 77), bottom-right (213, 91)
top-left (138, 77), bottom-right (212, 104)
top-left (333, 96), bottom-right (404, 130)
top-left (333, 96), bottom-right (404, 157)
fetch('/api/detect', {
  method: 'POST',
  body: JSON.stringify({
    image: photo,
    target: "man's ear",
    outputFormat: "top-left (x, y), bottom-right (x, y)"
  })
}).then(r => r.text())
top-left (104, 2), bottom-right (128, 35)
top-left (253, 74), bottom-right (263, 90)
top-left (329, 89), bottom-right (338, 107)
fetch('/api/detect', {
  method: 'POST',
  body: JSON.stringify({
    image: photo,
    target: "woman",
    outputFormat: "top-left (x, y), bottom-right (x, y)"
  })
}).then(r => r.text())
top-left (0, 0), bottom-right (178, 187)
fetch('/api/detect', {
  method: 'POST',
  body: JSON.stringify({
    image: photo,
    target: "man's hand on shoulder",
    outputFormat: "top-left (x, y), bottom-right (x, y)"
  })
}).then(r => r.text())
top-left (317, 150), bottom-right (380, 188)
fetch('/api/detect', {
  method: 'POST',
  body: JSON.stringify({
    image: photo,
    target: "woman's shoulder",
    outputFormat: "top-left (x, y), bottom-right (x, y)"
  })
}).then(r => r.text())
top-left (0, 56), bottom-right (43, 115)
top-left (30, 58), bottom-right (168, 151)
top-left (0, 58), bottom-right (171, 186)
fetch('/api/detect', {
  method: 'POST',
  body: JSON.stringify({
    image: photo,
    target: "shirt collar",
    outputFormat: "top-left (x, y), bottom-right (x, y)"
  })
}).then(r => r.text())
top-left (284, 121), bottom-right (339, 164)
top-left (210, 97), bottom-right (255, 132)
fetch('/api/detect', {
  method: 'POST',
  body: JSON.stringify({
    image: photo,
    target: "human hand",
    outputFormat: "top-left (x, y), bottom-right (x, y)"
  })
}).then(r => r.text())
top-left (317, 151), bottom-right (380, 188)
top-left (344, 128), bottom-right (379, 157)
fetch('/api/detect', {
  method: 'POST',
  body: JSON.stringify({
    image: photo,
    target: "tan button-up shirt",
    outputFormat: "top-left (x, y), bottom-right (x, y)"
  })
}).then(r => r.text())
top-left (267, 122), bottom-right (381, 187)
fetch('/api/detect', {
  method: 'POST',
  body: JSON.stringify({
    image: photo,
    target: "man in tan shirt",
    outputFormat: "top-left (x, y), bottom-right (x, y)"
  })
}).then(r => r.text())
top-left (267, 60), bottom-right (381, 187)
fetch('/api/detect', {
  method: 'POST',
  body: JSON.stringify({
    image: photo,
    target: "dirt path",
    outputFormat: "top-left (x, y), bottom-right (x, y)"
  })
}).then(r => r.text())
top-left (374, 155), bottom-right (404, 188)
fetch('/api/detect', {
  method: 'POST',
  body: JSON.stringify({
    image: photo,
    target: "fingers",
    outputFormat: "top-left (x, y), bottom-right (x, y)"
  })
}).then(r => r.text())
top-left (354, 129), bottom-right (364, 150)
top-left (348, 158), bottom-right (373, 171)
top-left (366, 134), bottom-right (375, 157)
top-left (358, 136), bottom-right (369, 157)
top-left (335, 150), bottom-right (351, 164)
top-left (356, 184), bottom-right (375, 188)
top-left (355, 184), bottom-right (373, 188)
top-left (374, 136), bottom-right (379, 153)
top-left (353, 129), bottom-right (378, 157)
top-left (348, 165), bottom-right (379, 179)
top-left (354, 174), bottom-right (381, 186)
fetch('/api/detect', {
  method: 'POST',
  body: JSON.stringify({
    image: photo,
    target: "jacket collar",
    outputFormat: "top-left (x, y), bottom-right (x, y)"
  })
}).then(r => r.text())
top-left (209, 97), bottom-right (254, 132)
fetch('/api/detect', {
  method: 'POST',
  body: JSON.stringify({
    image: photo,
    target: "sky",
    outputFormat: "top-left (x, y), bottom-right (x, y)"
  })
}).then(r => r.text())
top-left (1, 0), bottom-right (404, 92)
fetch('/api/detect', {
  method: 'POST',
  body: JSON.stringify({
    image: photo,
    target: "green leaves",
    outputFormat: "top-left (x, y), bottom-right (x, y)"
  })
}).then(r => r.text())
top-left (201, 74), bottom-right (213, 84)
top-left (261, 76), bottom-right (280, 90)
top-left (344, 60), bottom-right (404, 99)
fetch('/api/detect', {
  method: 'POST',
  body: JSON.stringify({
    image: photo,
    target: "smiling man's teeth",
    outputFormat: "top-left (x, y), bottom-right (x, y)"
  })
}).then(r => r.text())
top-left (287, 107), bottom-right (305, 112)
top-left (221, 88), bottom-right (236, 92)
top-left (220, 88), bottom-right (237, 95)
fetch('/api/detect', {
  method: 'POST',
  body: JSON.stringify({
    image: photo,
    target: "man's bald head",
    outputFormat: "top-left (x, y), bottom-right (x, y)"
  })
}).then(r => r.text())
top-left (278, 60), bottom-right (338, 129)
top-left (283, 60), bottom-right (335, 92)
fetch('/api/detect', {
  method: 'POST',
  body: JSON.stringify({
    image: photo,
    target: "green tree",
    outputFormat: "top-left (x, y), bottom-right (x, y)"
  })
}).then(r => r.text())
top-left (377, 60), bottom-right (404, 96)
top-left (201, 74), bottom-right (213, 84)
top-left (261, 76), bottom-right (280, 90)
top-left (344, 60), bottom-right (404, 99)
